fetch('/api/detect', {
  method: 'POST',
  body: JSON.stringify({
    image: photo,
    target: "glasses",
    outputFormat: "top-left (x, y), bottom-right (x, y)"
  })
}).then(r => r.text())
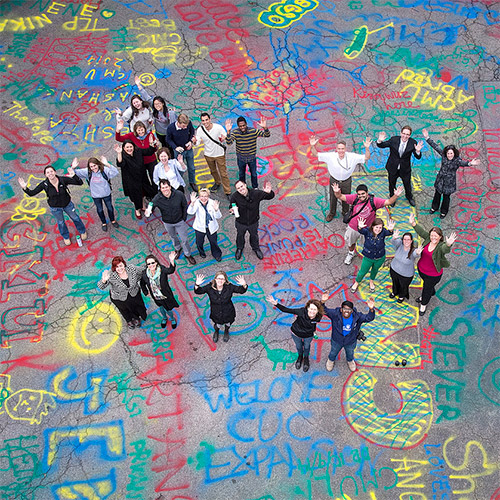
top-left (146, 262), bottom-right (156, 266)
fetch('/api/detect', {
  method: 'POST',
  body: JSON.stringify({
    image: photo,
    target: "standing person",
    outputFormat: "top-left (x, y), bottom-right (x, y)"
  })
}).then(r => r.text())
top-left (187, 188), bottom-right (223, 262)
top-left (322, 294), bottom-right (376, 373)
top-left (194, 272), bottom-right (248, 343)
top-left (195, 113), bottom-right (231, 198)
top-left (409, 214), bottom-right (457, 315)
top-left (333, 182), bottom-right (402, 265)
top-left (116, 119), bottom-right (158, 189)
top-left (422, 128), bottom-right (481, 218)
top-left (310, 135), bottom-right (371, 221)
top-left (115, 140), bottom-right (156, 220)
top-left (114, 94), bottom-right (153, 132)
top-left (166, 113), bottom-right (197, 192)
top-left (225, 116), bottom-right (270, 189)
top-left (266, 296), bottom-right (324, 372)
top-left (152, 147), bottom-right (186, 193)
top-left (134, 76), bottom-right (177, 148)
top-left (376, 126), bottom-right (423, 207)
top-left (145, 179), bottom-right (196, 265)
top-left (229, 180), bottom-right (275, 260)
top-left (351, 217), bottom-right (395, 293)
top-left (18, 165), bottom-right (87, 246)
top-left (73, 156), bottom-right (119, 232)
top-left (141, 252), bottom-right (179, 329)
top-left (98, 256), bottom-right (147, 329)
top-left (389, 230), bottom-right (422, 304)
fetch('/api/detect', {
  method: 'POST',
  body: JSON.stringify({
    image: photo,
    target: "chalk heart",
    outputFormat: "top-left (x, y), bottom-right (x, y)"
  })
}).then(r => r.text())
top-left (101, 9), bottom-right (115, 19)
top-left (436, 277), bottom-right (463, 305)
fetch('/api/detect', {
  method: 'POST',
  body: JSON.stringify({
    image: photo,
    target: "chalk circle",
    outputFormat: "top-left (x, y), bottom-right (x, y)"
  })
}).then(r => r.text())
top-left (65, 66), bottom-right (82, 77)
top-left (138, 73), bottom-right (156, 87)
top-left (68, 302), bottom-right (122, 355)
top-left (478, 356), bottom-right (500, 406)
top-left (100, 9), bottom-right (116, 18)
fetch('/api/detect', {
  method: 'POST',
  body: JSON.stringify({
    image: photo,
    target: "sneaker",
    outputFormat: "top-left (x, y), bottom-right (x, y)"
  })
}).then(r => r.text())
top-left (347, 360), bottom-right (356, 372)
top-left (326, 359), bottom-right (335, 371)
top-left (344, 252), bottom-right (354, 265)
top-left (81, 232), bottom-right (88, 240)
top-left (64, 238), bottom-right (71, 246)
top-left (325, 213), bottom-right (335, 222)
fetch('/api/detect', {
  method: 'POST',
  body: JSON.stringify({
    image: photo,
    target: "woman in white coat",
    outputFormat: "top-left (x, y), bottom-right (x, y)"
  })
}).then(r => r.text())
top-left (187, 188), bottom-right (223, 261)
top-left (152, 147), bottom-right (186, 193)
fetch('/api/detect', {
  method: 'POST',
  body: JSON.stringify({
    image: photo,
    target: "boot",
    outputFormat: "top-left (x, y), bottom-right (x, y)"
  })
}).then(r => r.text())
top-left (213, 326), bottom-right (219, 343)
top-left (295, 353), bottom-right (303, 370)
top-left (303, 357), bottom-right (310, 372)
top-left (223, 325), bottom-right (230, 342)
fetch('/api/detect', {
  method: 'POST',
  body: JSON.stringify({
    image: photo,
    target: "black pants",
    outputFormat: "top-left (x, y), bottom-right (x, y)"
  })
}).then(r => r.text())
top-left (390, 267), bottom-right (414, 299)
top-left (235, 220), bottom-right (259, 252)
top-left (111, 292), bottom-right (147, 323)
top-left (431, 190), bottom-right (451, 215)
top-left (195, 229), bottom-right (222, 259)
top-left (388, 169), bottom-right (413, 200)
top-left (418, 269), bottom-right (442, 306)
top-left (329, 175), bottom-right (351, 216)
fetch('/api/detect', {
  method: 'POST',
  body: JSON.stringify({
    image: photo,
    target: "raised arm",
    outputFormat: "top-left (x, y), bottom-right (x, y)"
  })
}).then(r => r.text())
top-left (309, 135), bottom-right (319, 157)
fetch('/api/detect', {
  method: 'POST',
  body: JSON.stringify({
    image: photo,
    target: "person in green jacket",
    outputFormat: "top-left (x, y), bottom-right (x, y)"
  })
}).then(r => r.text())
top-left (409, 214), bottom-right (457, 315)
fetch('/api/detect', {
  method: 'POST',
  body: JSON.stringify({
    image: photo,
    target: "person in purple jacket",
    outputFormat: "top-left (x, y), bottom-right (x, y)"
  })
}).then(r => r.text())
top-left (321, 294), bottom-right (375, 373)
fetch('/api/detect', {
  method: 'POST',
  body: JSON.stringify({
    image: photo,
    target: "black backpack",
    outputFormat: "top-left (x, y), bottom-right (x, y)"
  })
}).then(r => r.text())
top-left (343, 194), bottom-right (377, 224)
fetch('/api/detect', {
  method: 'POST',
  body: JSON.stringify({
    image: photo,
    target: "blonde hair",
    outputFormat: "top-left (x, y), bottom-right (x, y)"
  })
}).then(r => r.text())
top-left (199, 187), bottom-right (210, 195)
top-left (178, 113), bottom-right (189, 125)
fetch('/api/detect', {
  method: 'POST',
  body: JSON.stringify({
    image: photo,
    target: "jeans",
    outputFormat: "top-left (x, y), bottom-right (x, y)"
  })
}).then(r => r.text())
top-left (50, 201), bottom-right (86, 240)
top-left (291, 333), bottom-right (313, 357)
top-left (182, 148), bottom-right (196, 185)
top-left (159, 306), bottom-right (175, 321)
top-left (237, 156), bottom-right (258, 188)
top-left (163, 220), bottom-right (192, 256)
top-left (328, 339), bottom-right (357, 362)
top-left (195, 229), bottom-right (222, 259)
top-left (93, 195), bottom-right (115, 225)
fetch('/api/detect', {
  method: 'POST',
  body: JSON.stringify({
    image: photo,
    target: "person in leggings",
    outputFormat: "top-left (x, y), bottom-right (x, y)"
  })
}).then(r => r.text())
top-left (410, 213), bottom-right (457, 315)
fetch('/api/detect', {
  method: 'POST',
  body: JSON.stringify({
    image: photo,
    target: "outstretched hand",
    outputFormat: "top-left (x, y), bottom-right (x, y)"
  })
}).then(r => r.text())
top-left (309, 135), bottom-right (319, 147)
top-left (367, 297), bottom-right (375, 310)
top-left (225, 119), bottom-right (232, 132)
top-left (332, 182), bottom-right (341, 193)
top-left (409, 213), bottom-right (416, 226)
top-left (321, 292), bottom-right (329, 303)
top-left (415, 140), bottom-right (424, 152)
top-left (102, 269), bottom-right (111, 282)
top-left (18, 177), bottom-right (27, 189)
top-left (266, 294), bottom-right (278, 306)
top-left (358, 217), bottom-right (367, 229)
top-left (257, 117), bottom-right (267, 129)
top-left (195, 274), bottom-right (206, 286)
top-left (363, 137), bottom-right (372, 148)
top-left (415, 245), bottom-right (424, 255)
top-left (71, 157), bottom-right (79, 168)
top-left (387, 219), bottom-right (396, 231)
top-left (378, 131), bottom-right (387, 142)
top-left (212, 199), bottom-right (220, 211)
top-left (67, 167), bottom-right (75, 177)
top-left (190, 191), bottom-right (198, 204)
top-left (392, 229), bottom-right (400, 239)
top-left (134, 75), bottom-right (142, 87)
top-left (114, 143), bottom-right (122, 154)
top-left (100, 156), bottom-right (109, 165)
top-left (263, 181), bottom-right (272, 193)
top-left (235, 274), bottom-right (247, 286)
top-left (445, 232), bottom-right (457, 246)
top-left (169, 250), bottom-right (176, 263)
top-left (394, 185), bottom-right (404, 197)
top-left (422, 128), bottom-right (429, 139)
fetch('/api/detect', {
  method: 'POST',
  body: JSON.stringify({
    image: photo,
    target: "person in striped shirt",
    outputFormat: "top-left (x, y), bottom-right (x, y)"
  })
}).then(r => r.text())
top-left (225, 116), bottom-right (270, 189)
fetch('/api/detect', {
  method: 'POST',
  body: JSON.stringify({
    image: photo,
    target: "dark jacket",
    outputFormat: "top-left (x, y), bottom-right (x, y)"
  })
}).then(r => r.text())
top-left (377, 136), bottom-right (422, 175)
top-left (427, 138), bottom-right (469, 195)
top-left (140, 264), bottom-right (179, 310)
top-left (229, 188), bottom-right (275, 226)
top-left (151, 189), bottom-right (187, 224)
top-left (414, 223), bottom-right (451, 273)
top-left (359, 227), bottom-right (393, 259)
top-left (166, 121), bottom-right (195, 150)
top-left (275, 303), bottom-right (322, 339)
top-left (117, 144), bottom-right (156, 199)
top-left (323, 306), bottom-right (375, 347)
top-left (23, 174), bottom-right (83, 208)
top-left (194, 282), bottom-right (247, 324)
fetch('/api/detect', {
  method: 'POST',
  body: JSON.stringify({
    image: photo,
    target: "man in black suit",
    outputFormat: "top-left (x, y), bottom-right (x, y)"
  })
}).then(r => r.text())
top-left (376, 125), bottom-right (423, 207)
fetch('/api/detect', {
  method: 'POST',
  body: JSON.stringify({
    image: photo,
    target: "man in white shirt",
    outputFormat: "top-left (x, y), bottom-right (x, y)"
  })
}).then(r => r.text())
top-left (310, 136), bottom-right (371, 221)
top-left (195, 113), bottom-right (231, 199)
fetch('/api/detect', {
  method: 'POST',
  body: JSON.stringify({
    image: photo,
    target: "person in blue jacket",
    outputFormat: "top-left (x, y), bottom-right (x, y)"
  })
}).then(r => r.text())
top-left (321, 294), bottom-right (375, 373)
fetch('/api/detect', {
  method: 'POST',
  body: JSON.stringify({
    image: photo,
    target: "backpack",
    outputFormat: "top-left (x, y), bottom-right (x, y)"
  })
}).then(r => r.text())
top-left (343, 194), bottom-right (377, 224)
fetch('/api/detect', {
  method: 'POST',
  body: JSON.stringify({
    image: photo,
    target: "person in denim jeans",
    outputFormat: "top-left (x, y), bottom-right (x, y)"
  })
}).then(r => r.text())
top-left (321, 295), bottom-right (375, 373)
top-left (74, 156), bottom-right (120, 232)
top-left (18, 165), bottom-right (87, 246)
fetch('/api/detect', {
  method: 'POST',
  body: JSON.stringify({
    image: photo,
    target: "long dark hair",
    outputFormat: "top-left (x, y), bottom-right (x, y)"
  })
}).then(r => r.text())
top-left (122, 140), bottom-right (135, 156)
top-left (87, 157), bottom-right (104, 176)
top-left (401, 232), bottom-right (415, 259)
top-left (152, 96), bottom-right (168, 119)
top-left (130, 94), bottom-right (150, 117)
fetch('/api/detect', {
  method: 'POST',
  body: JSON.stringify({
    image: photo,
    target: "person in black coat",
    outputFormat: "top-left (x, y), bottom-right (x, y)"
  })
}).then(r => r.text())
top-left (266, 296), bottom-right (324, 372)
top-left (376, 126), bottom-right (423, 206)
top-left (114, 140), bottom-right (156, 220)
top-left (194, 271), bottom-right (248, 343)
top-left (141, 252), bottom-right (180, 329)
